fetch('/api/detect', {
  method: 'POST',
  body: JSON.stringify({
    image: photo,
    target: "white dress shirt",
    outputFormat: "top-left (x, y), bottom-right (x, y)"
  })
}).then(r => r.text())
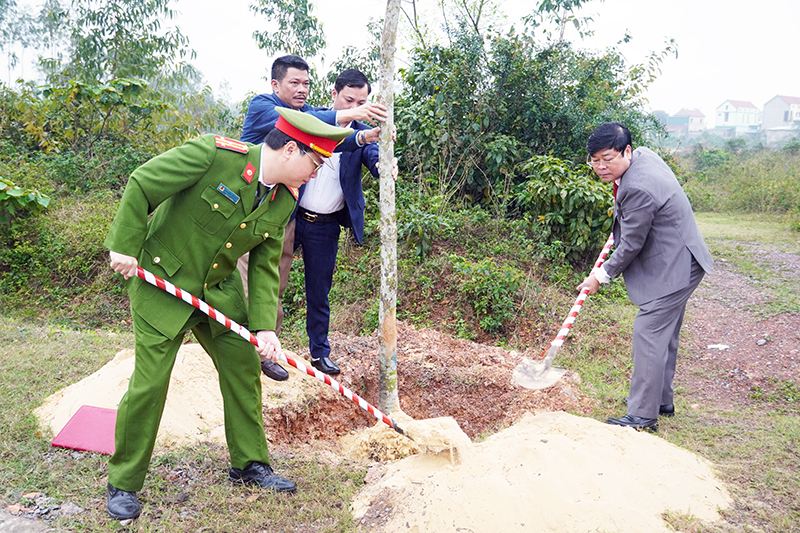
top-left (299, 152), bottom-right (345, 214)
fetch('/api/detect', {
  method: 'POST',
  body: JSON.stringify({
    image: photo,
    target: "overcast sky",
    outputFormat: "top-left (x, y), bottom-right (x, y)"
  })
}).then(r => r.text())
top-left (7, 0), bottom-right (800, 124)
top-left (173, 0), bottom-right (799, 123)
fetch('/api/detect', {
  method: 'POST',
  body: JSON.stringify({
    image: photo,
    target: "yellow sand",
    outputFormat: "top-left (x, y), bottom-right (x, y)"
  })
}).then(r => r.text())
top-left (35, 346), bottom-right (731, 532)
top-left (352, 411), bottom-right (731, 532)
top-left (34, 344), bottom-right (316, 447)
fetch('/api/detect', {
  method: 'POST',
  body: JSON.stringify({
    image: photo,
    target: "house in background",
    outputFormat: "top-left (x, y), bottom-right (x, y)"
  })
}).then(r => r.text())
top-left (762, 95), bottom-right (800, 147)
top-left (762, 95), bottom-right (800, 129)
top-left (672, 108), bottom-right (706, 132)
top-left (715, 100), bottom-right (761, 137)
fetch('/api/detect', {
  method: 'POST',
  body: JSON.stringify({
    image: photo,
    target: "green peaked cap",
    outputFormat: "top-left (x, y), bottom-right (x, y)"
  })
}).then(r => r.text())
top-left (275, 107), bottom-right (354, 157)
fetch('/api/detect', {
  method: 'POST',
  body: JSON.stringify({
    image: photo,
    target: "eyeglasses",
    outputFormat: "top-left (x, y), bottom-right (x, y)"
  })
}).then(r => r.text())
top-left (302, 149), bottom-right (324, 172)
top-left (587, 151), bottom-right (623, 168)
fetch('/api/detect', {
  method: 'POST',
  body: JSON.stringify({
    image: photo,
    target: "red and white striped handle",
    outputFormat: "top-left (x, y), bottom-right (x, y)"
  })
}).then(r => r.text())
top-left (135, 266), bottom-right (405, 436)
top-left (549, 234), bottom-right (614, 348)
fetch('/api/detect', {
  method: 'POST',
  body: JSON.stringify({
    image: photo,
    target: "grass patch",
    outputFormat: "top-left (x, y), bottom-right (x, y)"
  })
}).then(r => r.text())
top-left (659, 408), bottom-right (800, 532)
top-left (695, 212), bottom-right (800, 249)
top-left (696, 212), bottom-right (800, 315)
top-left (0, 316), bottom-right (366, 532)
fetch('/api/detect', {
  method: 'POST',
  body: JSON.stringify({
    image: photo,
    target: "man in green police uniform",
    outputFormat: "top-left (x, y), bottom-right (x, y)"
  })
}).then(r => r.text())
top-left (104, 108), bottom-right (352, 520)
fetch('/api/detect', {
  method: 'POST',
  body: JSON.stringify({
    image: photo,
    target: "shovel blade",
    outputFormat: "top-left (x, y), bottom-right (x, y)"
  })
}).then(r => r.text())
top-left (512, 356), bottom-right (567, 390)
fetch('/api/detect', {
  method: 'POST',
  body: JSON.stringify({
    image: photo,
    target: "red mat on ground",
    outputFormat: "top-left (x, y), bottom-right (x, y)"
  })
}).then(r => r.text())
top-left (51, 405), bottom-right (117, 455)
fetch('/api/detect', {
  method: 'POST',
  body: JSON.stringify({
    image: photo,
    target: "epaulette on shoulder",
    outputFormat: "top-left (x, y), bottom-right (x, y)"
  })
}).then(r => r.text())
top-left (215, 135), bottom-right (249, 154)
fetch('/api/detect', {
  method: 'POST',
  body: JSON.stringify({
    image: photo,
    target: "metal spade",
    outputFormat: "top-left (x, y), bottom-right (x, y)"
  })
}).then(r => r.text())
top-left (512, 344), bottom-right (567, 389)
top-left (513, 234), bottom-right (614, 390)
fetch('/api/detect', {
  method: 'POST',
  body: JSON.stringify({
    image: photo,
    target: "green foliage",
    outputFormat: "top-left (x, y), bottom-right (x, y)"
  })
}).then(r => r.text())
top-left (451, 256), bottom-right (525, 334)
top-left (250, 0), bottom-right (326, 66)
top-left (694, 146), bottom-right (731, 171)
top-left (782, 137), bottom-right (800, 155)
top-left (684, 151), bottom-right (800, 214)
top-left (54, 0), bottom-right (196, 85)
top-left (398, 203), bottom-right (453, 261)
top-left (33, 77), bottom-right (161, 153)
top-left (0, 175), bottom-right (50, 228)
top-left (0, 192), bottom-right (127, 325)
top-left (515, 155), bottom-right (612, 262)
top-left (724, 137), bottom-right (747, 155)
top-left (396, 19), bottom-right (661, 209)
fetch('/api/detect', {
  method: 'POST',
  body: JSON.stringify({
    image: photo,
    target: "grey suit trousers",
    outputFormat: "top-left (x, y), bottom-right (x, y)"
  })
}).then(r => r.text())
top-left (627, 259), bottom-right (706, 419)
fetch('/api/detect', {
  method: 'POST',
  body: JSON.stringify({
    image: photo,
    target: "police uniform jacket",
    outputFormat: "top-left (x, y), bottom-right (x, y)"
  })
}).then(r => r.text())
top-left (105, 134), bottom-right (297, 340)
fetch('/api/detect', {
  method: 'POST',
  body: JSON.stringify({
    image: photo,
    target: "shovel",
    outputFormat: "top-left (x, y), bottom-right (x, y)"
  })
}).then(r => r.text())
top-left (134, 266), bottom-right (408, 437)
top-left (513, 234), bottom-right (614, 390)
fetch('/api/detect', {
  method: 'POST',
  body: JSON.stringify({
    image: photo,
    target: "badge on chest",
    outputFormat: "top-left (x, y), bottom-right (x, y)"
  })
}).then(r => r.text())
top-left (216, 183), bottom-right (240, 204)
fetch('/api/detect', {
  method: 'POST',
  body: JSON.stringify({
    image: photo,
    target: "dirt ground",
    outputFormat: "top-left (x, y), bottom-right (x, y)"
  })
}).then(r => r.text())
top-left (262, 322), bottom-right (591, 448)
top-left (17, 240), bottom-right (799, 531)
top-left (266, 241), bottom-right (800, 448)
top-left (681, 243), bottom-right (800, 410)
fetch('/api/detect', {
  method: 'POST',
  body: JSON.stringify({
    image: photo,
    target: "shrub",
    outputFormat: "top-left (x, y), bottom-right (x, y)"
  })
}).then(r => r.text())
top-left (0, 177), bottom-right (51, 229)
top-left (451, 256), bottom-right (525, 334)
top-left (515, 155), bottom-right (612, 263)
top-left (0, 192), bottom-right (124, 324)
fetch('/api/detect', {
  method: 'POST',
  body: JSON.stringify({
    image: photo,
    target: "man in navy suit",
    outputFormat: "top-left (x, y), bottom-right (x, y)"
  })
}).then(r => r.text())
top-left (290, 68), bottom-right (398, 375)
top-left (578, 122), bottom-right (713, 430)
top-left (239, 62), bottom-right (395, 377)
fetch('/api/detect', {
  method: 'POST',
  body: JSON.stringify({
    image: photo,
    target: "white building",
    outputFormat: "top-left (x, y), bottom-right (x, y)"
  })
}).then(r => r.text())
top-left (672, 108), bottom-right (706, 132)
top-left (715, 100), bottom-right (761, 136)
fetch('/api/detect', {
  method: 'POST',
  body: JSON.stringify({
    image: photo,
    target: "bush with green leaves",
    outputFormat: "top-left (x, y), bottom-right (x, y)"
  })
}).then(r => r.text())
top-left (451, 256), bottom-right (525, 334)
top-left (694, 146), bottom-right (731, 171)
top-left (0, 176), bottom-right (50, 229)
top-left (0, 192), bottom-right (126, 325)
top-left (395, 18), bottom-right (663, 208)
top-left (515, 155), bottom-right (612, 263)
top-left (684, 151), bottom-right (800, 216)
top-left (397, 203), bottom-right (453, 261)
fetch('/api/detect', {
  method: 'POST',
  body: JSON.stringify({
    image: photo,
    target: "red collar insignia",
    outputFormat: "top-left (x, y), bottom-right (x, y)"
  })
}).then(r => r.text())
top-left (242, 162), bottom-right (256, 184)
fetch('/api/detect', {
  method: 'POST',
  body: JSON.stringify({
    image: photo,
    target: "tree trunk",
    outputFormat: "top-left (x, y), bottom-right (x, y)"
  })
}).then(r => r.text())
top-left (377, 0), bottom-right (401, 414)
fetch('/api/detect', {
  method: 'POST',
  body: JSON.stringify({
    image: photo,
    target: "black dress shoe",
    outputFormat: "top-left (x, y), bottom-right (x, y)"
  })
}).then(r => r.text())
top-left (229, 462), bottom-right (296, 492)
top-left (106, 482), bottom-right (141, 520)
top-left (261, 360), bottom-right (289, 381)
top-left (310, 357), bottom-right (340, 375)
top-left (622, 398), bottom-right (675, 417)
top-left (606, 414), bottom-right (658, 430)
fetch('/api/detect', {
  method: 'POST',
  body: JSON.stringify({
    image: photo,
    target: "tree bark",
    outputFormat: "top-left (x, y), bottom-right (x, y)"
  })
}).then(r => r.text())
top-left (377, 0), bottom-right (401, 414)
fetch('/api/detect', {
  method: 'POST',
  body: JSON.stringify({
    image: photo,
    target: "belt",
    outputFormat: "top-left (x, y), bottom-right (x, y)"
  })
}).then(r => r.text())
top-left (297, 206), bottom-right (343, 224)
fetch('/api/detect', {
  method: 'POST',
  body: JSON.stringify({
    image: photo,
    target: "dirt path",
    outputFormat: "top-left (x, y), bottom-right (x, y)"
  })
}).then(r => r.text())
top-left (681, 242), bottom-right (800, 410)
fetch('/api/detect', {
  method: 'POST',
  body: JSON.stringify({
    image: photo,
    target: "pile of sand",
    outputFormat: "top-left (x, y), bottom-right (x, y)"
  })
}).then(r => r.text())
top-left (34, 344), bottom-right (317, 447)
top-left (36, 346), bottom-right (731, 532)
top-left (352, 411), bottom-right (731, 532)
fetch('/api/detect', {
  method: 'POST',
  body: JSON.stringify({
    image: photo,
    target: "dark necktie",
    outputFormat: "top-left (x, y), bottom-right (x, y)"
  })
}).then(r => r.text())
top-left (253, 182), bottom-right (268, 210)
top-left (613, 181), bottom-right (618, 200)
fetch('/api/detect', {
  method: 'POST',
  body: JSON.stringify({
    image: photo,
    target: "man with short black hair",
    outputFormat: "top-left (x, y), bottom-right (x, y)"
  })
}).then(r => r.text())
top-left (578, 121), bottom-right (713, 430)
top-left (239, 60), bottom-right (395, 379)
top-left (241, 55), bottom-right (387, 144)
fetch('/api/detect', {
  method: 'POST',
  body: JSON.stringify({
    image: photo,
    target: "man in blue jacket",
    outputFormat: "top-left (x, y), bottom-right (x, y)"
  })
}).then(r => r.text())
top-left (239, 60), bottom-right (395, 378)
top-left (241, 55), bottom-right (387, 144)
